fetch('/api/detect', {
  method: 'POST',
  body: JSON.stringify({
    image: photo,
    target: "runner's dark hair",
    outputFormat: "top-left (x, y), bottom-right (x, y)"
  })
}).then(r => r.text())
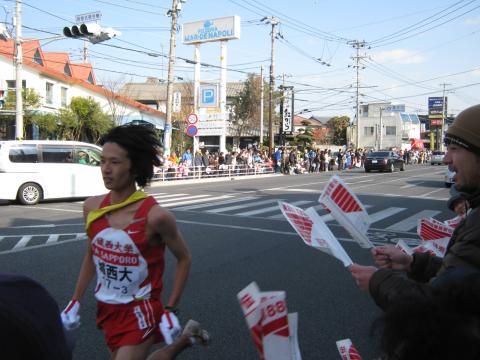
top-left (100, 125), bottom-right (161, 187)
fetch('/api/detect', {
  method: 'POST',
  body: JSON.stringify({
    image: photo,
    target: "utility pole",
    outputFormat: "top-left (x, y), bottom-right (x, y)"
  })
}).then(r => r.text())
top-left (349, 40), bottom-right (366, 149)
top-left (163, 0), bottom-right (180, 156)
top-left (83, 40), bottom-right (88, 63)
top-left (15, 0), bottom-right (23, 139)
top-left (267, 16), bottom-right (278, 154)
top-left (440, 82), bottom-right (451, 151)
top-left (260, 65), bottom-right (264, 146)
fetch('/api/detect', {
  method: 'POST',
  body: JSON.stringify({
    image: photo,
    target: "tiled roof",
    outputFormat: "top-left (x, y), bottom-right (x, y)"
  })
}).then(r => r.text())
top-left (43, 52), bottom-right (70, 74)
top-left (0, 39), bottom-right (164, 119)
top-left (70, 63), bottom-right (96, 85)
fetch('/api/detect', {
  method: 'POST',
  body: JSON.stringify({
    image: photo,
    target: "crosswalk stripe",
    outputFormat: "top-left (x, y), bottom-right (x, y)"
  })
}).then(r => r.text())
top-left (370, 207), bottom-right (406, 223)
top-left (0, 236), bottom-right (4, 242)
top-left (12, 235), bottom-right (32, 250)
top-left (269, 203), bottom-right (373, 220)
top-left (386, 210), bottom-right (441, 231)
top-left (161, 195), bottom-right (232, 208)
top-left (153, 193), bottom-right (188, 199)
top-left (46, 234), bottom-right (59, 244)
top-left (156, 194), bottom-right (210, 206)
top-left (236, 200), bottom-right (313, 217)
top-left (207, 199), bottom-right (279, 214)
top-left (173, 196), bottom-right (254, 211)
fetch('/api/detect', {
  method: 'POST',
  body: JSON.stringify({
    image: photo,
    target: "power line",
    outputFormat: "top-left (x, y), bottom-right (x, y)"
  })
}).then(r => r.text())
top-left (370, 1), bottom-right (480, 47)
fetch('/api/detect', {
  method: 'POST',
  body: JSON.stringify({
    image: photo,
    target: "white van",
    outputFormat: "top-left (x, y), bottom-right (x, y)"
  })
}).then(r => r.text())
top-left (0, 140), bottom-right (107, 205)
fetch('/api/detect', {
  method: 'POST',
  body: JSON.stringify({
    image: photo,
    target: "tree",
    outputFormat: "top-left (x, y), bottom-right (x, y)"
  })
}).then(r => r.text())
top-left (171, 82), bottom-right (193, 154)
top-left (230, 73), bottom-right (261, 138)
top-left (327, 116), bottom-right (350, 145)
top-left (3, 88), bottom-right (46, 138)
top-left (57, 97), bottom-right (114, 143)
top-left (293, 120), bottom-right (314, 148)
top-left (100, 76), bottom-right (131, 124)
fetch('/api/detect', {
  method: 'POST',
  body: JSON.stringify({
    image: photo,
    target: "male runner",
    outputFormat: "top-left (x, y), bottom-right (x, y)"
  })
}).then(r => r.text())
top-left (61, 125), bottom-right (203, 359)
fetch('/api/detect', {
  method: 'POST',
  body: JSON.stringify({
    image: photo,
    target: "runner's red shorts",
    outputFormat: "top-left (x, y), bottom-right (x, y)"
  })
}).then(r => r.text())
top-left (96, 299), bottom-right (164, 352)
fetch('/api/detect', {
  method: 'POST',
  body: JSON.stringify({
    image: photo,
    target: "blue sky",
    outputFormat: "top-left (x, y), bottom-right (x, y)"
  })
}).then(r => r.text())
top-left (3, 0), bottom-right (480, 118)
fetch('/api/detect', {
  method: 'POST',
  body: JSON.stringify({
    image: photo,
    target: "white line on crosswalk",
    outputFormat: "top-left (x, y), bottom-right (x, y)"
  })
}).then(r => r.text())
top-left (156, 194), bottom-right (211, 206)
top-left (153, 193), bottom-right (188, 199)
top-left (369, 207), bottom-right (406, 223)
top-left (161, 195), bottom-right (232, 208)
top-left (12, 235), bottom-right (32, 250)
top-left (46, 234), bottom-right (59, 244)
top-left (207, 199), bottom-right (279, 214)
top-left (386, 210), bottom-right (440, 231)
top-left (173, 196), bottom-right (253, 211)
top-left (236, 200), bottom-right (313, 217)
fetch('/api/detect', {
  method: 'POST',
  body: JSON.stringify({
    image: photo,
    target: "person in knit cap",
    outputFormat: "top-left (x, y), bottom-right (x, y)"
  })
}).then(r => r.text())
top-left (348, 104), bottom-right (480, 310)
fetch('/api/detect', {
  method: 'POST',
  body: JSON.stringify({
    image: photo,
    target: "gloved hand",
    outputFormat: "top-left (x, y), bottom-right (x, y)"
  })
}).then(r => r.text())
top-left (61, 299), bottom-right (81, 330)
top-left (159, 310), bottom-right (181, 345)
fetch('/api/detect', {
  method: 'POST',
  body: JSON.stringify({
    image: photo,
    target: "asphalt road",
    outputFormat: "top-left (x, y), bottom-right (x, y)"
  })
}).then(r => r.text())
top-left (0, 164), bottom-right (453, 359)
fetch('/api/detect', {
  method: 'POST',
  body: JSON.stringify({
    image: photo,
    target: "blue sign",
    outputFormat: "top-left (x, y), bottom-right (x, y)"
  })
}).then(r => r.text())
top-left (199, 85), bottom-right (218, 108)
top-left (186, 124), bottom-right (198, 137)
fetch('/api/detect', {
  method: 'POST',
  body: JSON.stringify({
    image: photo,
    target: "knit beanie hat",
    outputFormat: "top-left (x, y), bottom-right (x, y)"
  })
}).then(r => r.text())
top-left (444, 104), bottom-right (480, 155)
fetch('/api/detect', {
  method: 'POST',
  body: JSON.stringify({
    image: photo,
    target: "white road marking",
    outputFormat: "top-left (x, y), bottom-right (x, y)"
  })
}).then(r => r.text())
top-left (161, 195), bottom-right (232, 207)
top-left (386, 210), bottom-right (440, 231)
top-left (12, 235), bottom-right (32, 250)
top-left (152, 193), bottom-right (188, 199)
top-left (369, 207), bottom-right (406, 223)
top-left (237, 200), bottom-right (313, 217)
top-left (46, 234), bottom-right (59, 244)
top-left (173, 196), bottom-right (254, 211)
top-left (206, 199), bottom-right (279, 214)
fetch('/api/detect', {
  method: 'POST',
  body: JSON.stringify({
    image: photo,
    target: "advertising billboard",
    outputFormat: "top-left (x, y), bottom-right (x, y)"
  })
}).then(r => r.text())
top-left (281, 87), bottom-right (294, 134)
top-left (428, 97), bottom-right (447, 119)
top-left (183, 16), bottom-right (241, 44)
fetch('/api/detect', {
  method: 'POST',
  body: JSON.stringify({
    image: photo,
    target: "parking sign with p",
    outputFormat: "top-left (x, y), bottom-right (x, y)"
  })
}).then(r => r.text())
top-left (199, 85), bottom-right (218, 108)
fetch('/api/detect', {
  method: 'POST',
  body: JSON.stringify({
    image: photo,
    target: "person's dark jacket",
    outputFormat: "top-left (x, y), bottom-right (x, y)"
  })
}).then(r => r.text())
top-left (369, 190), bottom-right (480, 310)
top-left (289, 151), bottom-right (297, 165)
top-left (194, 153), bottom-right (203, 167)
top-left (202, 154), bottom-right (209, 167)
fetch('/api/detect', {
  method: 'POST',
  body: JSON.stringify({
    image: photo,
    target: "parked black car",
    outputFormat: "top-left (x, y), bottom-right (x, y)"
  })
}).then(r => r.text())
top-left (364, 151), bottom-right (405, 173)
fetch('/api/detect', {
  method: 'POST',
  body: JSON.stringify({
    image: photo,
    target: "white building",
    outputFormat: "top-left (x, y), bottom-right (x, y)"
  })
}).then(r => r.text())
top-left (0, 38), bottom-right (165, 139)
top-left (349, 102), bottom-right (421, 150)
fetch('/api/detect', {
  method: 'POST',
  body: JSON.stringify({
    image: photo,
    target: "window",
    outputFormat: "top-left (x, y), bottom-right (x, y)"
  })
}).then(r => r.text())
top-left (9, 145), bottom-right (38, 163)
top-left (45, 82), bottom-right (53, 105)
top-left (33, 49), bottom-right (43, 65)
top-left (363, 126), bottom-right (374, 136)
top-left (6, 80), bottom-right (26, 89)
top-left (64, 64), bottom-right (71, 76)
top-left (87, 72), bottom-right (94, 84)
top-left (61, 87), bottom-right (68, 107)
top-left (74, 146), bottom-right (101, 166)
top-left (385, 126), bottom-right (396, 136)
top-left (40, 146), bottom-right (73, 163)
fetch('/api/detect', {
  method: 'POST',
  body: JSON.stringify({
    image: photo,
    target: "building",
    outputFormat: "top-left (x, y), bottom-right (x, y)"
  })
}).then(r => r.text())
top-left (0, 38), bottom-right (165, 140)
top-left (293, 115), bottom-right (331, 145)
top-left (120, 78), bottom-right (277, 151)
top-left (348, 102), bottom-right (421, 150)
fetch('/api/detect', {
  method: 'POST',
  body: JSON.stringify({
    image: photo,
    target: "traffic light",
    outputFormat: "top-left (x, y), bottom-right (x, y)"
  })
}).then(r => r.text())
top-left (63, 23), bottom-right (120, 44)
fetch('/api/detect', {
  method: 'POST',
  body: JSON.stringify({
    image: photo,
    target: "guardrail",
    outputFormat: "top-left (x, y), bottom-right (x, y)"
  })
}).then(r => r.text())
top-left (153, 163), bottom-right (275, 181)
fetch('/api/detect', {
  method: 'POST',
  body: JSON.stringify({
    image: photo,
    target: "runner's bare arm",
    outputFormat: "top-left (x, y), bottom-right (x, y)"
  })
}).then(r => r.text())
top-left (149, 207), bottom-right (191, 308)
top-left (71, 196), bottom-right (103, 301)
